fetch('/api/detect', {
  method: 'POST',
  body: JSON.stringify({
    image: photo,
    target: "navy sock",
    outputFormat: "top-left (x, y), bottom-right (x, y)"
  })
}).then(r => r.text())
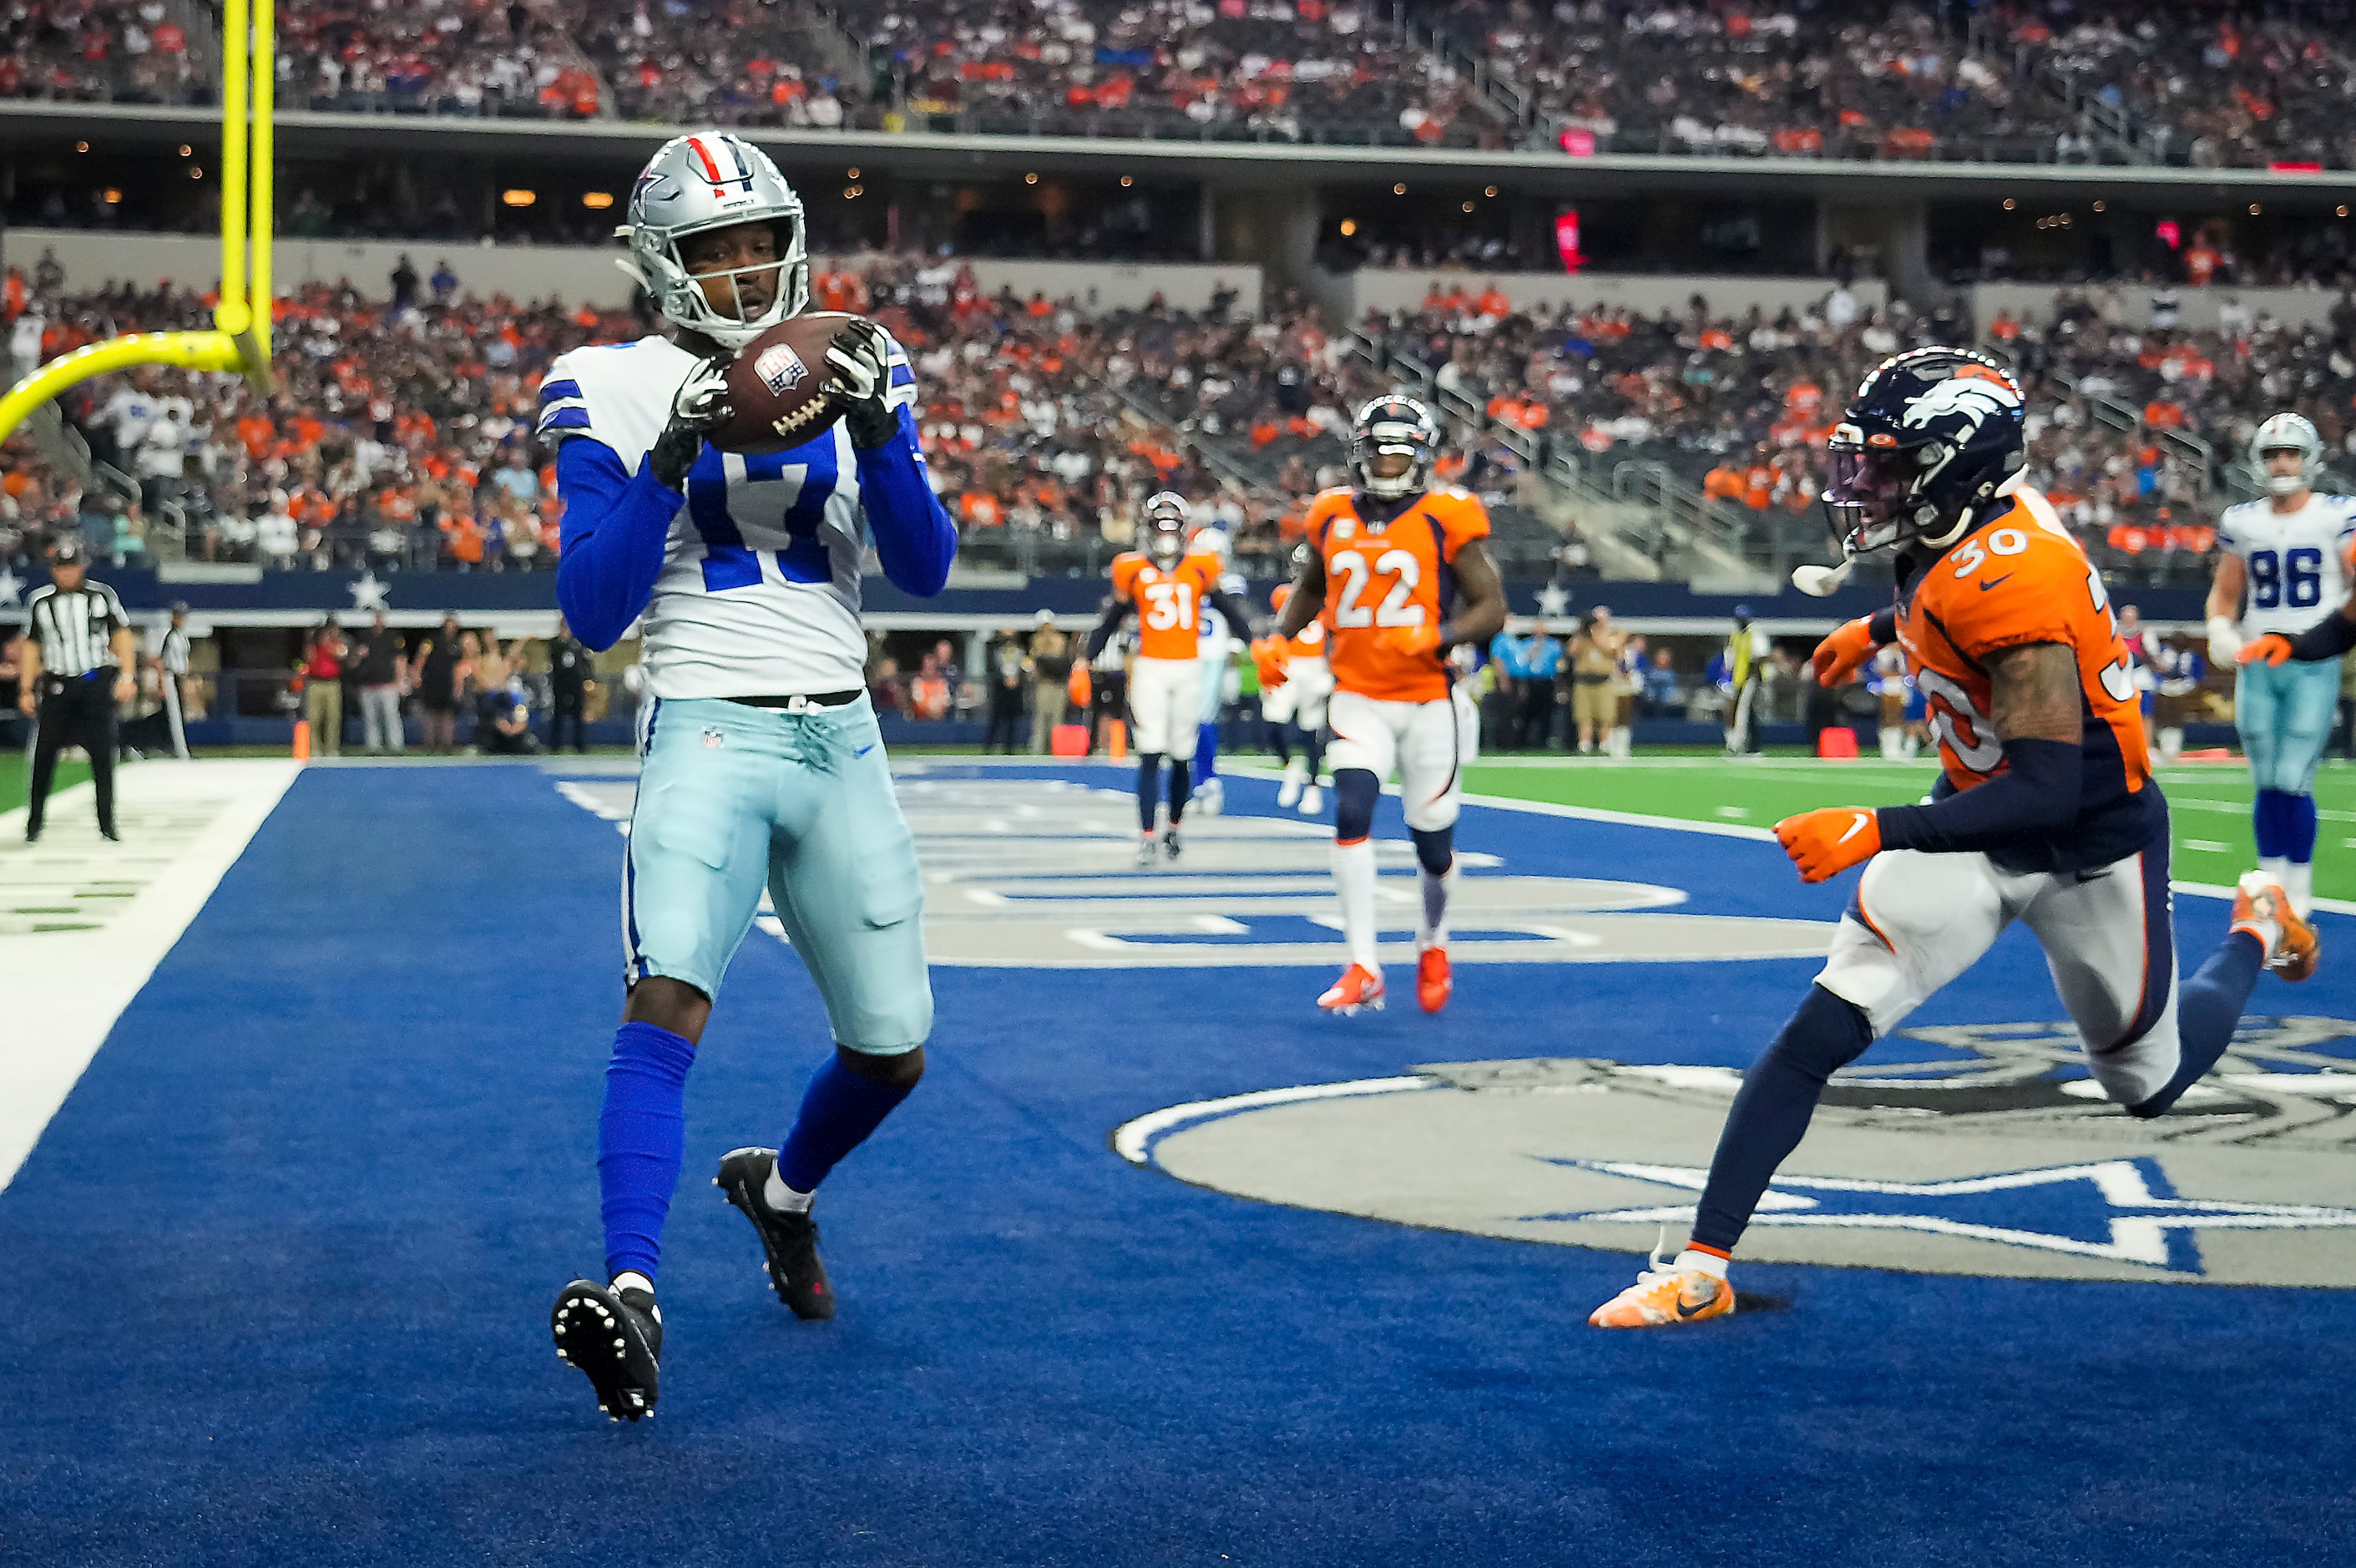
top-left (1168, 759), bottom-right (1191, 823)
top-left (1268, 721), bottom-right (1292, 766)
top-left (2131, 931), bottom-right (2264, 1118)
top-left (2253, 789), bottom-right (2288, 858)
top-left (1303, 726), bottom-right (1325, 779)
top-left (599, 1020), bottom-right (697, 1282)
top-left (1135, 754), bottom-right (1160, 832)
top-left (2288, 792), bottom-right (2318, 862)
top-left (1691, 985), bottom-right (1873, 1254)
top-left (775, 1051), bottom-right (918, 1193)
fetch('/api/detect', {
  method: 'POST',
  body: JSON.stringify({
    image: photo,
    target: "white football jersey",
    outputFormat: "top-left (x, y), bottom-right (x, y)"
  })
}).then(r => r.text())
top-left (538, 329), bottom-right (918, 698)
top-left (2217, 492), bottom-right (2356, 638)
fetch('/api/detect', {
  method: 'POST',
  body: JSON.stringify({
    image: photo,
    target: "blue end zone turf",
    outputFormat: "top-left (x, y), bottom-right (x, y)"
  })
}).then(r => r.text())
top-left (4, 763), bottom-right (2353, 1563)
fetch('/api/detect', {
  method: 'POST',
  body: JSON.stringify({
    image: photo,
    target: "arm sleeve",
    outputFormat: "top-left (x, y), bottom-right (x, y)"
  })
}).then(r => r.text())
top-left (1874, 737), bottom-right (2081, 853)
top-left (1206, 586), bottom-right (1254, 641)
top-left (2284, 608), bottom-right (2356, 662)
top-left (554, 438), bottom-right (685, 651)
top-left (1868, 607), bottom-right (1898, 646)
top-left (1085, 597), bottom-right (1135, 660)
top-left (854, 402), bottom-right (958, 599)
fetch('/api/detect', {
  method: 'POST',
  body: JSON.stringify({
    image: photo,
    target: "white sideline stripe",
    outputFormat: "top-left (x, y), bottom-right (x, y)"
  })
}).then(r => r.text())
top-left (0, 761), bottom-right (300, 1194)
top-left (1223, 764), bottom-right (2356, 914)
top-left (1111, 1075), bottom-right (1432, 1165)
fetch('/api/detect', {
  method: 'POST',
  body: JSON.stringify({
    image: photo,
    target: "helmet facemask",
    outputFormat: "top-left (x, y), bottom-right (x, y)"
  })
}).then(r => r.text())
top-left (1349, 397), bottom-right (1438, 500)
top-left (649, 215), bottom-right (810, 349)
top-left (1144, 493), bottom-right (1188, 567)
top-left (619, 134), bottom-right (812, 351)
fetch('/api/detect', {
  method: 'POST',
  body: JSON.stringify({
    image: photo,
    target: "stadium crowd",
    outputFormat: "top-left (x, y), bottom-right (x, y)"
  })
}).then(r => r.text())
top-left (0, 0), bottom-right (207, 106)
top-left (6, 0), bottom-right (2351, 170)
top-left (2, 248), bottom-right (2348, 595)
top-left (2000, 3), bottom-right (2356, 170)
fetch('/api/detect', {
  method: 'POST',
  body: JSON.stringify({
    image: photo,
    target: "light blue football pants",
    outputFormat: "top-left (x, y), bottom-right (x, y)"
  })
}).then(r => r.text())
top-left (624, 694), bottom-right (932, 1054)
top-left (2237, 655), bottom-right (2342, 796)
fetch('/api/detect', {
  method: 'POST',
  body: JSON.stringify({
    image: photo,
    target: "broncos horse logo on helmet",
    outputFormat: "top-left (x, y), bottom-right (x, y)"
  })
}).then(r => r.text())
top-left (617, 132), bottom-right (812, 350)
top-left (1823, 347), bottom-right (2026, 557)
top-left (1348, 394), bottom-right (1440, 500)
top-left (1143, 490), bottom-right (1190, 568)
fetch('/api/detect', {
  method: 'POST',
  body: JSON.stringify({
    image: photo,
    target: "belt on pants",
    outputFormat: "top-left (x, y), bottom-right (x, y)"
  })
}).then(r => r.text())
top-left (727, 690), bottom-right (862, 712)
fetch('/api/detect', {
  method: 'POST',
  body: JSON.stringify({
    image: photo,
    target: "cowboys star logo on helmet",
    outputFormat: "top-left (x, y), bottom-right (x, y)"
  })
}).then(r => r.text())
top-left (614, 132), bottom-right (811, 351)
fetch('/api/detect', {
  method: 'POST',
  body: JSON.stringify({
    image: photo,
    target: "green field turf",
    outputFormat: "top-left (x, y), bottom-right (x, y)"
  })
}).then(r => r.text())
top-left (1458, 754), bottom-right (2356, 902)
top-left (0, 752), bottom-right (87, 813)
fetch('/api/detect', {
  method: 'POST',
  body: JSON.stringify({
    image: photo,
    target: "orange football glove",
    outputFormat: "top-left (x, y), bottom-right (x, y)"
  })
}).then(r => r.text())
top-left (1811, 616), bottom-right (1880, 688)
top-left (1250, 635), bottom-right (1291, 690)
top-left (1775, 807), bottom-right (1883, 884)
top-left (1373, 621), bottom-right (1443, 660)
top-left (2238, 633), bottom-right (2295, 667)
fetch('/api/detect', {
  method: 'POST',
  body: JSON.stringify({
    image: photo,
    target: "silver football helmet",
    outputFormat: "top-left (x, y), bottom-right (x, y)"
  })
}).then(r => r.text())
top-left (2250, 412), bottom-right (2323, 498)
top-left (618, 132), bottom-right (810, 350)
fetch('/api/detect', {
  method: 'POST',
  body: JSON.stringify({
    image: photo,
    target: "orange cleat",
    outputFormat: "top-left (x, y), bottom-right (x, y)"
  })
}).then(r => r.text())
top-left (1417, 947), bottom-right (1453, 1014)
top-left (2234, 871), bottom-right (2319, 982)
top-left (1588, 1258), bottom-right (1736, 1329)
top-left (1317, 964), bottom-right (1386, 1015)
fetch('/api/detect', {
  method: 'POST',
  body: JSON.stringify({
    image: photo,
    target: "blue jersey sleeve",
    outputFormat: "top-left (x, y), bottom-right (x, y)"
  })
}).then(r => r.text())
top-left (554, 438), bottom-right (685, 650)
top-left (855, 402), bottom-right (958, 599)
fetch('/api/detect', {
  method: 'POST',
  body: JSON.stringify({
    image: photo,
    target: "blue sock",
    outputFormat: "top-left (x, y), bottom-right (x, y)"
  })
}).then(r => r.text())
top-left (2253, 788), bottom-right (2288, 858)
top-left (775, 1052), bottom-right (918, 1194)
top-left (2131, 931), bottom-right (2264, 1117)
top-left (1195, 720), bottom-right (1219, 782)
top-left (1692, 984), bottom-right (1874, 1254)
top-left (599, 1020), bottom-right (697, 1282)
top-left (2288, 792), bottom-right (2318, 862)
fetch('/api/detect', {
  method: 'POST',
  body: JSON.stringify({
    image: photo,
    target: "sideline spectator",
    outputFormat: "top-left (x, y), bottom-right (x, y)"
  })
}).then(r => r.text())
top-left (301, 620), bottom-right (347, 756)
top-left (348, 609), bottom-right (407, 754)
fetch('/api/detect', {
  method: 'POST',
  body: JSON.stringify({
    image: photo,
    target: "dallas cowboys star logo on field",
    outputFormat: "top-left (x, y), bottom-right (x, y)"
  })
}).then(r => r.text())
top-left (1532, 1157), bottom-right (2356, 1273)
top-left (348, 571), bottom-right (389, 610)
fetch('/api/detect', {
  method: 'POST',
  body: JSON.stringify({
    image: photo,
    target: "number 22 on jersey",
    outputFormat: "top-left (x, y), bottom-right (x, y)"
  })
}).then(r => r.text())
top-left (1330, 549), bottom-right (1425, 628)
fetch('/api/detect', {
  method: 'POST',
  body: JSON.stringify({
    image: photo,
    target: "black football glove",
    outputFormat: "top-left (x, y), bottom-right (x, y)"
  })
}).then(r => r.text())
top-left (824, 318), bottom-right (900, 449)
top-left (648, 356), bottom-right (733, 490)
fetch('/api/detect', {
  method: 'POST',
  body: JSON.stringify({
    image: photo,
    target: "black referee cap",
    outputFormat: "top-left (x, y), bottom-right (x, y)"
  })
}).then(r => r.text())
top-left (48, 538), bottom-right (85, 566)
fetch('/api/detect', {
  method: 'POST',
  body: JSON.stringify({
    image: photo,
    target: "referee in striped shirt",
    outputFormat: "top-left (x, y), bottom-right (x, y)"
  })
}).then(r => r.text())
top-left (18, 539), bottom-right (135, 842)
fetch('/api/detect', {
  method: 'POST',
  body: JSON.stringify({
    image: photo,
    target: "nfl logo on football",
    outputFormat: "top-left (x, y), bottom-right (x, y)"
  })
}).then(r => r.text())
top-left (755, 342), bottom-right (808, 397)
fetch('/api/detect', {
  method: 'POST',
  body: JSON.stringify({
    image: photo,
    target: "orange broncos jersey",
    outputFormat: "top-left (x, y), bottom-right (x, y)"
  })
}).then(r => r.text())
top-left (1307, 485), bottom-right (1491, 703)
top-left (1895, 488), bottom-right (2163, 871)
top-left (1111, 549), bottom-right (1225, 661)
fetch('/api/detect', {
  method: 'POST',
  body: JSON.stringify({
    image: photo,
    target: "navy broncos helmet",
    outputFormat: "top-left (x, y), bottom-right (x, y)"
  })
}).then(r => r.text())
top-left (1142, 490), bottom-right (1189, 568)
top-left (1823, 347), bottom-right (2027, 557)
top-left (1348, 393), bottom-right (1439, 499)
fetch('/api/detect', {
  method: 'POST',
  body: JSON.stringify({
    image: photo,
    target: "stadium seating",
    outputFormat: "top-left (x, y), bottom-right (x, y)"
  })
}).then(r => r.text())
top-left (6, 242), bottom-right (2338, 594)
top-left (23, 0), bottom-right (2329, 164)
top-left (2000, 4), bottom-right (2356, 170)
top-left (0, 0), bottom-right (209, 106)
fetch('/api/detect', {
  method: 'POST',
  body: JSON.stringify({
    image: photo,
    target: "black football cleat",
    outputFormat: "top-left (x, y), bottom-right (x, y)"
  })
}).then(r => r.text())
top-left (550, 1277), bottom-right (662, 1422)
top-left (714, 1146), bottom-right (836, 1320)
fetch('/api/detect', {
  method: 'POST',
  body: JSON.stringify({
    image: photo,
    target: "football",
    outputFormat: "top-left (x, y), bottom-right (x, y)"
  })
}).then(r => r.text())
top-left (708, 311), bottom-right (860, 453)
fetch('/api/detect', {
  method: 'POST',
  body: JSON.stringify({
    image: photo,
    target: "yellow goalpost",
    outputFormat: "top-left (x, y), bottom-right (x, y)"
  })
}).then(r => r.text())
top-left (0, 0), bottom-right (276, 443)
